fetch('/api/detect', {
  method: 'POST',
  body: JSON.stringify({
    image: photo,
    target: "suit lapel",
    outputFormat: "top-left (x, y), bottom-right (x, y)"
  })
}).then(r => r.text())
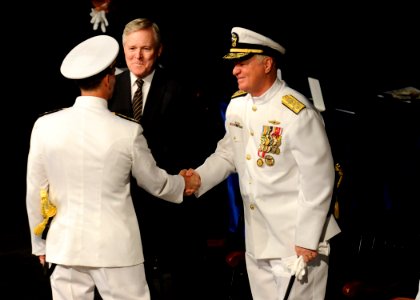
top-left (109, 71), bottom-right (133, 117)
top-left (142, 67), bottom-right (170, 122)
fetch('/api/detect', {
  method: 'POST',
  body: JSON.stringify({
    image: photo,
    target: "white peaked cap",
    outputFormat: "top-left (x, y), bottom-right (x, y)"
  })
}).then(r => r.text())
top-left (224, 27), bottom-right (286, 60)
top-left (60, 35), bottom-right (119, 79)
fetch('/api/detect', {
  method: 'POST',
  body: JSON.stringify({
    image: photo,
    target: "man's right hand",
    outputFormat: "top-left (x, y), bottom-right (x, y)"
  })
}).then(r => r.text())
top-left (179, 168), bottom-right (201, 196)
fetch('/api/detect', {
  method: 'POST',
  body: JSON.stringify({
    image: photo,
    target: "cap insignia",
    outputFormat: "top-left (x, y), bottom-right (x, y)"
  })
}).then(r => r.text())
top-left (282, 95), bottom-right (305, 114)
top-left (231, 32), bottom-right (238, 47)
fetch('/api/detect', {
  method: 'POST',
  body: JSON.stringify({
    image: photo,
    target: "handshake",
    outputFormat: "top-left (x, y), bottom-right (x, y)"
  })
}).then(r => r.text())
top-left (179, 169), bottom-right (200, 196)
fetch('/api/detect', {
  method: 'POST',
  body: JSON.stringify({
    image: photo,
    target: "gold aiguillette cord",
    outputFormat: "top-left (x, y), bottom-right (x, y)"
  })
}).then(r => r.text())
top-left (34, 189), bottom-right (56, 236)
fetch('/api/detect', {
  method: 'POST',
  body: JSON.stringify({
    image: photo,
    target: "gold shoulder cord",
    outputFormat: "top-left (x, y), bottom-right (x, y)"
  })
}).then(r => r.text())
top-left (34, 189), bottom-right (56, 236)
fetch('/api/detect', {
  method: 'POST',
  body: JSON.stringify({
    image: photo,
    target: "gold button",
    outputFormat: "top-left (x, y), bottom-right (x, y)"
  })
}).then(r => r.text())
top-left (252, 105), bottom-right (257, 111)
top-left (250, 204), bottom-right (255, 210)
top-left (250, 130), bottom-right (254, 136)
top-left (246, 154), bottom-right (251, 160)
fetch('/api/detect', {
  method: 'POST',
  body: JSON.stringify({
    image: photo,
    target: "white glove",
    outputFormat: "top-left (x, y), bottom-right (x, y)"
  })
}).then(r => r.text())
top-left (280, 242), bottom-right (329, 282)
top-left (90, 8), bottom-right (108, 33)
top-left (318, 241), bottom-right (330, 256)
top-left (282, 255), bottom-right (307, 281)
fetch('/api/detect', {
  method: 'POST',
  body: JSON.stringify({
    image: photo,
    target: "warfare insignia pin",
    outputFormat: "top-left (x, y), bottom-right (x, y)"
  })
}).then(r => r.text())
top-left (229, 121), bottom-right (243, 128)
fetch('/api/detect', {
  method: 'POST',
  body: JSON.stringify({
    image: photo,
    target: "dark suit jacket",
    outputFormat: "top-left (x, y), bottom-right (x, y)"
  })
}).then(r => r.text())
top-left (109, 66), bottom-right (199, 171)
top-left (109, 64), bottom-right (230, 299)
top-left (109, 64), bottom-right (213, 268)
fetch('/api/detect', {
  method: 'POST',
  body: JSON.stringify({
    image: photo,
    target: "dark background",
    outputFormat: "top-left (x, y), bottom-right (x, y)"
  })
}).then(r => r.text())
top-left (2, 1), bottom-right (419, 299)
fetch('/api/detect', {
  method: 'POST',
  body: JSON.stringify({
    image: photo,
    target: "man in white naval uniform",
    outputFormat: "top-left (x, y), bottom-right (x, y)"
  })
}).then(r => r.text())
top-left (188, 27), bottom-right (341, 300)
top-left (26, 35), bottom-right (200, 300)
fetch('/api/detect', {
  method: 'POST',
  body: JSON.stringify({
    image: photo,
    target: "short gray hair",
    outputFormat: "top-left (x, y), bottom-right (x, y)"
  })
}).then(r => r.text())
top-left (122, 18), bottom-right (161, 49)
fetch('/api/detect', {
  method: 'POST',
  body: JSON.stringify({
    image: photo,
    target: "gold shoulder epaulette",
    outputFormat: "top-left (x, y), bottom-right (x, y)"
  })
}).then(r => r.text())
top-left (115, 113), bottom-right (139, 123)
top-left (282, 95), bottom-right (305, 114)
top-left (231, 90), bottom-right (247, 99)
top-left (39, 108), bottom-right (66, 117)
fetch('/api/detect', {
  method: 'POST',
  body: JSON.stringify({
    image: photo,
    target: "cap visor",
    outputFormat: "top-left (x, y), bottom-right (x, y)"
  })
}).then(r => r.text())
top-left (223, 52), bottom-right (254, 61)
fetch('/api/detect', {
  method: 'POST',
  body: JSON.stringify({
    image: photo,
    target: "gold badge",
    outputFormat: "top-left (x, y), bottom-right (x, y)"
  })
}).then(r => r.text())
top-left (257, 158), bottom-right (264, 167)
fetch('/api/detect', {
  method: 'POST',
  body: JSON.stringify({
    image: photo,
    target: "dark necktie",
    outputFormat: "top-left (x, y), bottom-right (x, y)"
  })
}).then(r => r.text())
top-left (132, 78), bottom-right (144, 121)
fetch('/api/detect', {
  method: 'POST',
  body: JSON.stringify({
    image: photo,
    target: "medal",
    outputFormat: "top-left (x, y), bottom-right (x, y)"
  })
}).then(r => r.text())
top-left (258, 125), bottom-right (282, 167)
top-left (265, 155), bottom-right (275, 166)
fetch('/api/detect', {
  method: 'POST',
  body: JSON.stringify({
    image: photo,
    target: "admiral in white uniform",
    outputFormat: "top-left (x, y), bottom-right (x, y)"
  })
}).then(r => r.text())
top-left (26, 35), bottom-right (188, 300)
top-left (194, 27), bottom-right (341, 300)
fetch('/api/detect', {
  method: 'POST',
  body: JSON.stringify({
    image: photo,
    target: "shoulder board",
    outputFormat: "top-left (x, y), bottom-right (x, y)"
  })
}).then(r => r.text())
top-left (39, 108), bottom-right (66, 117)
top-left (231, 90), bottom-right (247, 99)
top-left (282, 95), bottom-right (306, 114)
top-left (114, 112), bottom-right (139, 123)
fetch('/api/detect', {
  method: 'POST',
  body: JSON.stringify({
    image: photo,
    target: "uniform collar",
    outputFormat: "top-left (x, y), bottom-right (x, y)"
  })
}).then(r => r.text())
top-left (251, 78), bottom-right (285, 104)
top-left (74, 96), bottom-right (108, 110)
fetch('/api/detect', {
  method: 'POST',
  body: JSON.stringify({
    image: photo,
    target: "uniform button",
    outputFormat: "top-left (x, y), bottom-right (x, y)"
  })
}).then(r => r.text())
top-left (252, 105), bottom-right (257, 111)
top-left (250, 130), bottom-right (254, 136)
top-left (246, 154), bottom-right (251, 160)
top-left (250, 204), bottom-right (255, 210)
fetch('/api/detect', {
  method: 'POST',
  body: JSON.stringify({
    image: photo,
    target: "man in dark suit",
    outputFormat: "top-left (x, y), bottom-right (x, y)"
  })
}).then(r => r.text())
top-left (108, 18), bottom-right (223, 300)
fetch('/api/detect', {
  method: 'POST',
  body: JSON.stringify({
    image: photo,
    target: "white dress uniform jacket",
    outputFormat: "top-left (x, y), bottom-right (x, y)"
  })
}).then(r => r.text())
top-left (196, 79), bottom-right (340, 259)
top-left (26, 96), bottom-right (184, 267)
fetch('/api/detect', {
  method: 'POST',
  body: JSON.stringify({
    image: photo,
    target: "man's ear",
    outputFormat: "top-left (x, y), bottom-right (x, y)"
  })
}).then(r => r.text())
top-left (104, 73), bottom-right (113, 87)
top-left (264, 56), bottom-right (274, 73)
top-left (157, 44), bottom-right (163, 58)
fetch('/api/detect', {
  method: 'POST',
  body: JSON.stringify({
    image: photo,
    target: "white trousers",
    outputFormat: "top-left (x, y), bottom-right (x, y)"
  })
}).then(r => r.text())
top-left (50, 264), bottom-right (150, 300)
top-left (245, 252), bottom-right (329, 300)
